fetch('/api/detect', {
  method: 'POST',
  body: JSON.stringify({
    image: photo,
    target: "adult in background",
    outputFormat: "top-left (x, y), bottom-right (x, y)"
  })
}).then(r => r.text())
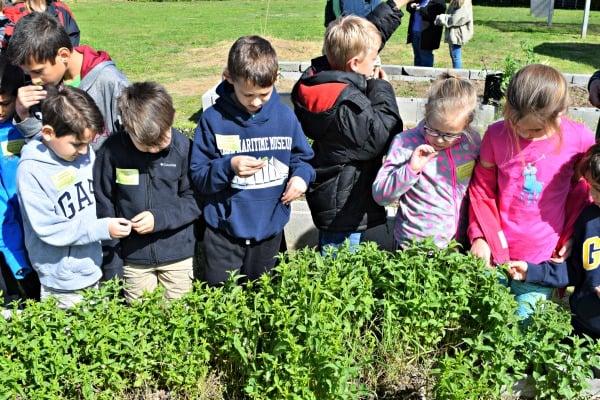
top-left (588, 70), bottom-right (600, 140)
top-left (434, 0), bottom-right (473, 69)
top-left (406, 0), bottom-right (446, 67)
top-left (324, 0), bottom-right (385, 27)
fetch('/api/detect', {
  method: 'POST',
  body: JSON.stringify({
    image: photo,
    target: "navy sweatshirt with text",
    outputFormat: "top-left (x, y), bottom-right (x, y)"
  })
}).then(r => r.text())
top-left (190, 81), bottom-right (315, 241)
top-left (524, 204), bottom-right (600, 338)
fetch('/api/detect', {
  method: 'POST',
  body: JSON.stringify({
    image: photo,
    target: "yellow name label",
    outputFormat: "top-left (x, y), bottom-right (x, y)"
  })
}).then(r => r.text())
top-left (456, 160), bottom-right (475, 181)
top-left (116, 168), bottom-right (139, 185)
top-left (1, 139), bottom-right (25, 156)
top-left (51, 168), bottom-right (77, 191)
top-left (215, 134), bottom-right (241, 154)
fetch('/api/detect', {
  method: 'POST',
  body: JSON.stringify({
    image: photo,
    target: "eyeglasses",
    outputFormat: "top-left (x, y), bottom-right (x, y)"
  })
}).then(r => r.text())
top-left (423, 125), bottom-right (464, 142)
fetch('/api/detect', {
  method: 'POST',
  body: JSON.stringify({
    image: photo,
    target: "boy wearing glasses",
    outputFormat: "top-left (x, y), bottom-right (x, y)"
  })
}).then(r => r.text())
top-left (372, 73), bottom-right (480, 248)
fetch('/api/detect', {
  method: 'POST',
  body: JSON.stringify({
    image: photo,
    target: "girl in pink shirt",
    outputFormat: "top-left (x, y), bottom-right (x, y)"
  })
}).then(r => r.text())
top-left (468, 64), bottom-right (595, 320)
top-left (372, 73), bottom-right (480, 248)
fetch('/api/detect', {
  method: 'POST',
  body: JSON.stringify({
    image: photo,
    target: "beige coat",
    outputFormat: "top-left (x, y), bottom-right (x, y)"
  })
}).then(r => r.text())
top-left (434, 1), bottom-right (473, 46)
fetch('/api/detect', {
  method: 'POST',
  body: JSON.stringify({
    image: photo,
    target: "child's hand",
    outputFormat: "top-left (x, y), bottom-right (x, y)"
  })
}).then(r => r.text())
top-left (409, 144), bottom-right (437, 173)
top-left (131, 211), bottom-right (155, 235)
top-left (470, 238), bottom-right (491, 267)
top-left (108, 218), bottom-right (132, 239)
top-left (507, 260), bottom-right (528, 281)
top-left (551, 239), bottom-right (573, 263)
top-left (16, 84), bottom-right (47, 121)
top-left (281, 176), bottom-right (307, 205)
top-left (595, 286), bottom-right (600, 298)
top-left (393, 0), bottom-right (413, 8)
top-left (231, 156), bottom-right (266, 178)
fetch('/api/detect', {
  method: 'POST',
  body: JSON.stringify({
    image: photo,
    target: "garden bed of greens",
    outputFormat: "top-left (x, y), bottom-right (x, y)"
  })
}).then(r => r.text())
top-left (2, 242), bottom-right (599, 399)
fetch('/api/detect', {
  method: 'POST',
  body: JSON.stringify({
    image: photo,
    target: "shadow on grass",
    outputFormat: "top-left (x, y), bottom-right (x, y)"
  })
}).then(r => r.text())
top-left (534, 42), bottom-right (600, 69)
top-left (478, 20), bottom-right (600, 36)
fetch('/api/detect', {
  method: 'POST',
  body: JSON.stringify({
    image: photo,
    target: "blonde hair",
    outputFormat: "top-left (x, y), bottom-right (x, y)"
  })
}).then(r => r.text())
top-left (323, 15), bottom-right (381, 70)
top-left (504, 64), bottom-right (569, 134)
top-left (424, 73), bottom-right (478, 129)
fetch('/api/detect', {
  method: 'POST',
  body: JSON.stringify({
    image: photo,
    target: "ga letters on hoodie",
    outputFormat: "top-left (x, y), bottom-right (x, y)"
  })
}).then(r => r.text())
top-left (16, 140), bottom-right (111, 291)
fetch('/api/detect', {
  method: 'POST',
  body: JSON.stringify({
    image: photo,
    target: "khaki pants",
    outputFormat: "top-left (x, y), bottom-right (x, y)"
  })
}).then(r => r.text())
top-left (123, 257), bottom-right (193, 302)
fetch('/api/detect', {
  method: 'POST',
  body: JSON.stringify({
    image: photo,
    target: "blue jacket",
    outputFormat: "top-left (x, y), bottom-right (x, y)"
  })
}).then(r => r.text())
top-left (190, 81), bottom-right (315, 241)
top-left (525, 204), bottom-right (600, 338)
top-left (94, 129), bottom-right (201, 278)
top-left (0, 120), bottom-right (31, 279)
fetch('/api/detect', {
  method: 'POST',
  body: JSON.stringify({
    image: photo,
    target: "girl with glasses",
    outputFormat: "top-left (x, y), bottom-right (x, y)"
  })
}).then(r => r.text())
top-left (372, 73), bottom-right (479, 248)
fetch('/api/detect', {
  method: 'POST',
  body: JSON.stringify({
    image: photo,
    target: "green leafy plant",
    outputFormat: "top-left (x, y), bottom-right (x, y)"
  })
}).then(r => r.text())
top-left (0, 242), bottom-right (597, 399)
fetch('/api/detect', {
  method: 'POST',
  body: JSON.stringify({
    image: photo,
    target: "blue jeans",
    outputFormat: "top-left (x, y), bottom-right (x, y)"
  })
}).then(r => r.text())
top-left (411, 31), bottom-right (434, 67)
top-left (510, 280), bottom-right (554, 320)
top-left (318, 231), bottom-right (363, 256)
top-left (449, 44), bottom-right (462, 69)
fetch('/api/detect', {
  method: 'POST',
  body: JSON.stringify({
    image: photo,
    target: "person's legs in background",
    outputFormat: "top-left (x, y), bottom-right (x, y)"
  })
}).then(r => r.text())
top-left (449, 44), bottom-right (462, 69)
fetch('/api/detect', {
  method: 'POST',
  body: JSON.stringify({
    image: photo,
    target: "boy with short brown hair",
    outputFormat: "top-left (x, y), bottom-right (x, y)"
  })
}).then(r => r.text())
top-left (17, 86), bottom-right (131, 308)
top-left (191, 36), bottom-right (314, 286)
top-left (6, 12), bottom-right (128, 148)
top-left (94, 82), bottom-right (201, 301)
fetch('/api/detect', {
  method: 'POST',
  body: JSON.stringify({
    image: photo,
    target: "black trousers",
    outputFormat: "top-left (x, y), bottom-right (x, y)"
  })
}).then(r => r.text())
top-left (201, 227), bottom-right (283, 286)
top-left (0, 255), bottom-right (40, 307)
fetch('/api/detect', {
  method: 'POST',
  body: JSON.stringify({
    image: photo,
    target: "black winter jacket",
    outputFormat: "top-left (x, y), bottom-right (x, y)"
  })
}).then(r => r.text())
top-left (406, 0), bottom-right (446, 51)
top-left (292, 0), bottom-right (404, 232)
top-left (93, 129), bottom-right (201, 279)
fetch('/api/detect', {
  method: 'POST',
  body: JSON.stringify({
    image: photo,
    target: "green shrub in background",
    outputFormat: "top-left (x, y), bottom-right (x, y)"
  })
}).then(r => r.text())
top-left (1, 241), bottom-right (598, 399)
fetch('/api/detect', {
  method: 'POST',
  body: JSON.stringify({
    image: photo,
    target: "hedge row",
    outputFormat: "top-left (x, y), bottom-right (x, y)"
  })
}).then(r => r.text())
top-left (1, 241), bottom-right (599, 399)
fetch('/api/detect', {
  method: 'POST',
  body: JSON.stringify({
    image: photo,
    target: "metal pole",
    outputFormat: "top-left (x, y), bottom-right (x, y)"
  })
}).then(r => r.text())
top-left (582, 0), bottom-right (591, 38)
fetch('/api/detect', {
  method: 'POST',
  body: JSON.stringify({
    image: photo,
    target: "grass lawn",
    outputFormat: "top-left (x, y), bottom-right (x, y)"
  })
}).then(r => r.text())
top-left (70, 0), bottom-right (600, 129)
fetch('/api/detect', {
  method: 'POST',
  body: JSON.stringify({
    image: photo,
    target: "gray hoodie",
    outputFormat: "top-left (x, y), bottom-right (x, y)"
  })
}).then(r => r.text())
top-left (17, 139), bottom-right (112, 291)
top-left (15, 58), bottom-right (129, 150)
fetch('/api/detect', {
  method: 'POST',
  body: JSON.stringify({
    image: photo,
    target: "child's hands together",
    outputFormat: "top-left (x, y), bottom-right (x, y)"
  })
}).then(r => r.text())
top-left (108, 218), bottom-right (132, 239)
top-left (231, 155), bottom-right (266, 177)
top-left (131, 211), bottom-right (155, 235)
top-left (409, 144), bottom-right (437, 173)
top-left (507, 260), bottom-right (528, 281)
top-left (16, 84), bottom-right (47, 120)
top-left (281, 176), bottom-right (307, 205)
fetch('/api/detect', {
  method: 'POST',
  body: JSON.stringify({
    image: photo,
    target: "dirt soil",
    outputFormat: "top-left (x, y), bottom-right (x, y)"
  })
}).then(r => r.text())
top-left (388, 79), bottom-right (591, 108)
top-left (277, 76), bottom-right (592, 108)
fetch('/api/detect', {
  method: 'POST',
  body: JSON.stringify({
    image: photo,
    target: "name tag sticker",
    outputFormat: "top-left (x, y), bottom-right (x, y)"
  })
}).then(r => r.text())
top-left (1, 139), bottom-right (25, 156)
top-left (456, 160), bottom-right (475, 181)
top-left (51, 168), bottom-right (77, 191)
top-left (116, 168), bottom-right (139, 185)
top-left (215, 134), bottom-right (241, 153)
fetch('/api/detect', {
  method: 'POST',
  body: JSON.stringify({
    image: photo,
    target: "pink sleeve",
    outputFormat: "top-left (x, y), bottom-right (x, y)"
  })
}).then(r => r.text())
top-left (478, 125), bottom-right (496, 164)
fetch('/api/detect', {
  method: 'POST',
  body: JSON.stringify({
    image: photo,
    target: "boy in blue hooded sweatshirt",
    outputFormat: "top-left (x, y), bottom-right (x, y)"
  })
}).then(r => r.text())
top-left (17, 86), bottom-right (131, 308)
top-left (190, 36), bottom-right (315, 286)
